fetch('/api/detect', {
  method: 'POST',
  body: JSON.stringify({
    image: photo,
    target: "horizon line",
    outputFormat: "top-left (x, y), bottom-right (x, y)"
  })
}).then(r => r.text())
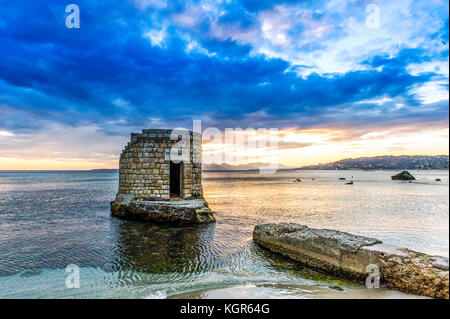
top-left (1, 154), bottom-right (448, 171)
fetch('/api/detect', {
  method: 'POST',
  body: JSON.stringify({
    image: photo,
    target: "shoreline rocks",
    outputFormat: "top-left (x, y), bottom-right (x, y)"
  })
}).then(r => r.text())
top-left (253, 223), bottom-right (449, 299)
top-left (391, 171), bottom-right (415, 181)
top-left (111, 194), bottom-right (215, 225)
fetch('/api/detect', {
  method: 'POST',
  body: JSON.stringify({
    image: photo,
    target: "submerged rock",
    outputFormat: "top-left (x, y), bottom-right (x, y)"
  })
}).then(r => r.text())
top-left (391, 171), bottom-right (416, 181)
top-left (293, 178), bottom-right (301, 182)
top-left (328, 285), bottom-right (344, 291)
top-left (253, 223), bottom-right (449, 299)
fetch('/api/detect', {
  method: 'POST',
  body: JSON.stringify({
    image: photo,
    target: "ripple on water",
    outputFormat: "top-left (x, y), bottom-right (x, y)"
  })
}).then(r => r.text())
top-left (0, 170), bottom-right (448, 298)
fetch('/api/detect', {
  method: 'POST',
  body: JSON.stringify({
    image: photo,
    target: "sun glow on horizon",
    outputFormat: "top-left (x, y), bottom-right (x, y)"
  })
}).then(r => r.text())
top-left (0, 126), bottom-right (448, 170)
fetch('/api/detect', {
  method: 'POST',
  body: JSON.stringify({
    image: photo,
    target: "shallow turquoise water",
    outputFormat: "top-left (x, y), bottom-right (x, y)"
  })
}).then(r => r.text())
top-left (0, 170), bottom-right (448, 298)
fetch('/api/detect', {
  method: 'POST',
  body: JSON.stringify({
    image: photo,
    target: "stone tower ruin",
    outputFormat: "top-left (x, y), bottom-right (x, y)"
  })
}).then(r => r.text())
top-left (111, 129), bottom-right (215, 225)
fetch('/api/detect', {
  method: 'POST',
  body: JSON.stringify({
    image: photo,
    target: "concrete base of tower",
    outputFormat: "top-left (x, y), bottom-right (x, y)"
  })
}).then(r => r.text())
top-left (110, 194), bottom-right (216, 225)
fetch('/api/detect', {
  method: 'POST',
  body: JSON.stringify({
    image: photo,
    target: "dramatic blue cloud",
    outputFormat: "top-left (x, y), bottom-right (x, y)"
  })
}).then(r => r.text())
top-left (0, 0), bottom-right (448, 137)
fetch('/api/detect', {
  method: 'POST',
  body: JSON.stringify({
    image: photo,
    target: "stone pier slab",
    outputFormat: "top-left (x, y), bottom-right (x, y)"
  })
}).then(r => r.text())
top-left (253, 223), bottom-right (449, 299)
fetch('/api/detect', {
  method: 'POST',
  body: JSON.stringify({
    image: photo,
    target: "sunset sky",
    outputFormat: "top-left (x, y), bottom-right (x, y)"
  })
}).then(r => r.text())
top-left (0, 0), bottom-right (448, 170)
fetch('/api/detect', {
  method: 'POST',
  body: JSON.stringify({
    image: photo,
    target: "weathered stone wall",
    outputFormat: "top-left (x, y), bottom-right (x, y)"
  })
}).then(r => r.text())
top-left (118, 129), bottom-right (203, 200)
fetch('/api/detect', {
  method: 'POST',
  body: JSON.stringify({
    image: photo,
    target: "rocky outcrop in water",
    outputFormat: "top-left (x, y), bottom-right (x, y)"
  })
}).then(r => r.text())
top-left (253, 223), bottom-right (449, 299)
top-left (391, 171), bottom-right (415, 180)
top-left (111, 194), bottom-right (215, 225)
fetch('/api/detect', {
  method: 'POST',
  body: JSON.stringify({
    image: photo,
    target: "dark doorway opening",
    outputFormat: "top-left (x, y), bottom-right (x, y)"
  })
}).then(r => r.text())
top-left (170, 162), bottom-right (182, 199)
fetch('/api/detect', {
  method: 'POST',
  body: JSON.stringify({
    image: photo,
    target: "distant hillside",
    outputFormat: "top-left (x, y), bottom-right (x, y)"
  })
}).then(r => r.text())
top-left (299, 155), bottom-right (449, 170)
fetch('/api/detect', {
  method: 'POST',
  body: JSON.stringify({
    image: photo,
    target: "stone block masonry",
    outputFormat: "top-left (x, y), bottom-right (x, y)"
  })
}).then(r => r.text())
top-left (118, 129), bottom-right (202, 200)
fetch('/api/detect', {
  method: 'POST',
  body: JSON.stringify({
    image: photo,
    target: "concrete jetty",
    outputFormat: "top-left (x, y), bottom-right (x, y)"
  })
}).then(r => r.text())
top-left (253, 223), bottom-right (449, 299)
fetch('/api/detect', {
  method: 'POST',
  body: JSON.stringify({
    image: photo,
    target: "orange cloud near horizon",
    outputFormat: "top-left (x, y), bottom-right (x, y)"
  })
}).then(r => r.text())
top-left (0, 125), bottom-right (448, 170)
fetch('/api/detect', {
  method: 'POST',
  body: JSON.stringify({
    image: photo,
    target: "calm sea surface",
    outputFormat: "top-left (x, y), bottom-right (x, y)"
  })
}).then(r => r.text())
top-left (0, 170), bottom-right (448, 298)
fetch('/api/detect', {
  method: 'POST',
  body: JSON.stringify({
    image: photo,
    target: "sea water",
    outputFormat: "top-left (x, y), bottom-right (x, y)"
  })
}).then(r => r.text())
top-left (0, 170), bottom-right (447, 298)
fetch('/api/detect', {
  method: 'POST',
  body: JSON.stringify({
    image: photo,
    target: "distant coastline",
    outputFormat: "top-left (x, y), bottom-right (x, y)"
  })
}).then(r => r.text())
top-left (204, 155), bottom-right (449, 171)
top-left (297, 155), bottom-right (449, 170)
top-left (1, 155), bottom-right (448, 172)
